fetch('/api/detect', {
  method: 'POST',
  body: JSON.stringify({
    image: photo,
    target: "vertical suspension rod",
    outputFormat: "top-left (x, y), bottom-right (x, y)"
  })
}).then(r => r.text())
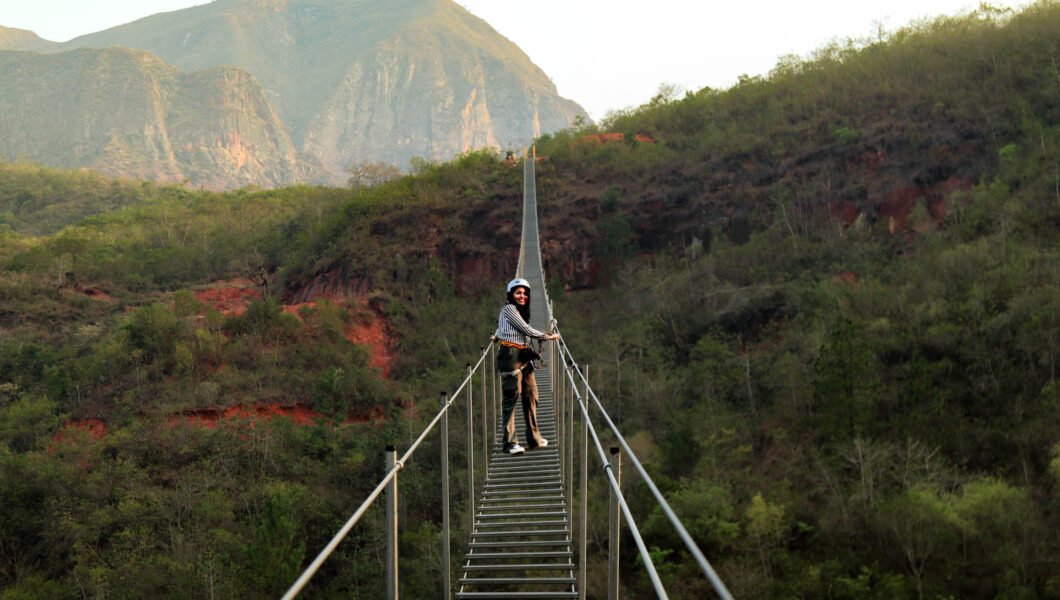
top-left (386, 446), bottom-right (399, 600)
top-left (440, 393), bottom-right (451, 600)
top-left (465, 364), bottom-right (474, 534)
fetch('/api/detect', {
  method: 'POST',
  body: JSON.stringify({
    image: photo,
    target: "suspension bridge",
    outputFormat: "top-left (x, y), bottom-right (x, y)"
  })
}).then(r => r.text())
top-left (282, 150), bottom-right (734, 599)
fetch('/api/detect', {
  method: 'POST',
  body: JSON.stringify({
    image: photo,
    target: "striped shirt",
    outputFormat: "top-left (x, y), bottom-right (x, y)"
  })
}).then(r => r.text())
top-left (495, 304), bottom-right (546, 347)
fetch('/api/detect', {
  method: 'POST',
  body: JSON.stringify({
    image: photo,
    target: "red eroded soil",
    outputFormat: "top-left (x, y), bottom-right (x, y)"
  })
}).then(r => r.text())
top-left (196, 282), bottom-right (394, 380)
top-left (51, 418), bottom-right (107, 445)
top-left (79, 286), bottom-right (113, 301)
top-left (168, 403), bottom-right (325, 428)
top-left (348, 404), bottom-right (387, 425)
top-left (346, 317), bottom-right (392, 378)
top-left (50, 419), bottom-right (107, 468)
top-left (194, 279), bottom-right (262, 315)
top-left (51, 401), bottom-right (388, 464)
top-left (829, 201), bottom-right (861, 227)
top-left (167, 403), bottom-right (386, 428)
top-left (281, 298), bottom-right (394, 378)
top-left (833, 176), bottom-right (967, 233)
top-left (831, 270), bottom-right (860, 285)
top-left (281, 302), bottom-right (315, 320)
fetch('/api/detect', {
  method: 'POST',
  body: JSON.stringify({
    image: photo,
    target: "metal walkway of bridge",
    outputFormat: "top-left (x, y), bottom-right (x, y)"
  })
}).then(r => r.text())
top-left (283, 148), bottom-right (732, 600)
top-left (457, 153), bottom-right (575, 599)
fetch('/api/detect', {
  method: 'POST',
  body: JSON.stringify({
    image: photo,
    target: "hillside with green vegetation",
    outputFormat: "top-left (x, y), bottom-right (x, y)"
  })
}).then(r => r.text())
top-left (2, 2), bottom-right (1060, 598)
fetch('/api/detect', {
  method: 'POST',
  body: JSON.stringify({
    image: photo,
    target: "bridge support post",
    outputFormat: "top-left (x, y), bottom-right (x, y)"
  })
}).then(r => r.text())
top-left (562, 343), bottom-right (568, 477)
top-left (466, 364), bottom-right (475, 534)
top-left (480, 349), bottom-right (488, 475)
top-left (386, 446), bottom-right (399, 600)
top-left (608, 447), bottom-right (622, 600)
top-left (579, 368), bottom-right (588, 600)
top-left (555, 340), bottom-right (564, 481)
top-left (492, 345), bottom-right (499, 448)
top-left (440, 393), bottom-right (451, 599)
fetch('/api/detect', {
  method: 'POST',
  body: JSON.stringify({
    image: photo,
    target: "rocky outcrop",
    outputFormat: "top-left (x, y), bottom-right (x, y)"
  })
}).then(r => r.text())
top-left (0, 48), bottom-right (300, 189)
top-left (54, 0), bottom-right (588, 185)
top-left (0, 1), bottom-right (585, 188)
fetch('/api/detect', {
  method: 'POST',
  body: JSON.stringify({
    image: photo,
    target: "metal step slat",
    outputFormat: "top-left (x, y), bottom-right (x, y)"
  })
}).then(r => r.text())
top-left (476, 514), bottom-right (567, 521)
top-left (487, 476), bottom-right (561, 484)
top-left (490, 454), bottom-right (558, 463)
top-left (456, 593), bottom-right (578, 599)
top-left (458, 576), bottom-right (577, 585)
top-left (465, 551), bottom-right (573, 560)
top-left (489, 465), bottom-right (559, 472)
top-left (485, 482), bottom-right (563, 490)
top-left (478, 502), bottom-right (566, 510)
top-left (488, 466), bottom-right (561, 473)
top-left (486, 473), bottom-right (561, 483)
top-left (481, 485), bottom-right (563, 493)
top-left (478, 506), bottom-right (566, 513)
top-left (478, 495), bottom-right (565, 504)
top-left (488, 460), bottom-right (559, 469)
top-left (474, 519), bottom-right (568, 529)
top-left (487, 472), bottom-right (560, 481)
top-left (485, 480), bottom-right (562, 488)
top-left (472, 532), bottom-right (572, 540)
top-left (468, 540), bottom-right (572, 549)
top-left (463, 563), bottom-right (575, 572)
top-left (489, 463), bottom-right (561, 472)
top-left (481, 489), bottom-right (564, 498)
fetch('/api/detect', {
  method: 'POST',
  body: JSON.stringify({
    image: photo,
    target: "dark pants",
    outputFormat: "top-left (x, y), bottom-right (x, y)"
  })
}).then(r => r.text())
top-left (497, 344), bottom-right (545, 449)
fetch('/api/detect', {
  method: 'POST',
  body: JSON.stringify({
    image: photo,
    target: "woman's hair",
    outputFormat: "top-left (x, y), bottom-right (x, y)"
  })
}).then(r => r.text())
top-left (506, 286), bottom-right (531, 322)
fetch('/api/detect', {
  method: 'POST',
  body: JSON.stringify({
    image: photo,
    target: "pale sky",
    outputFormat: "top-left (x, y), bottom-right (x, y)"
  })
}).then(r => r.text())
top-left (1, 0), bottom-right (1030, 121)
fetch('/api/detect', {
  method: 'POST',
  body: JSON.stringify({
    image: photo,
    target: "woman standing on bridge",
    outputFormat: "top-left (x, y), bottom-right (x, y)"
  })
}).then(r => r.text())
top-left (495, 278), bottom-right (560, 455)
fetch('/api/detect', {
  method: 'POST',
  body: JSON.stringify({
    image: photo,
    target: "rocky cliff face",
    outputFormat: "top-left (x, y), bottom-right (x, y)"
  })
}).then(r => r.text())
top-left (0, 48), bottom-right (299, 189)
top-left (51, 0), bottom-right (588, 185)
top-left (300, 14), bottom-right (585, 178)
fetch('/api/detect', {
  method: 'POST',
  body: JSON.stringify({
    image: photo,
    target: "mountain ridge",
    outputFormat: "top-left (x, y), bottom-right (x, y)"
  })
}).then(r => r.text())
top-left (0, 25), bottom-right (58, 51)
top-left (0, 0), bottom-right (586, 188)
top-left (0, 46), bottom-right (300, 188)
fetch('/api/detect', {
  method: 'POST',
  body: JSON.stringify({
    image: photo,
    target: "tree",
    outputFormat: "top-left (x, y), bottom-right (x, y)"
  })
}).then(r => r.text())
top-left (246, 486), bottom-right (307, 596)
top-left (124, 302), bottom-right (188, 366)
top-left (879, 487), bottom-right (963, 600)
top-left (0, 393), bottom-right (61, 453)
top-left (347, 160), bottom-right (401, 190)
top-left (745, 493), bottom-right (786, 580)
top-left (814, 317), bottom-right (880, 439)
top-left (1051, 443), bottom-right (1060, 485)
top-left (953, 477), bottom-right (1034, 596)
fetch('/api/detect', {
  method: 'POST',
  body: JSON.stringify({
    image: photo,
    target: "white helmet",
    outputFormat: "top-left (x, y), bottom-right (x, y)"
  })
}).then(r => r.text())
top-left (506, 278), bottom-right (531, 293)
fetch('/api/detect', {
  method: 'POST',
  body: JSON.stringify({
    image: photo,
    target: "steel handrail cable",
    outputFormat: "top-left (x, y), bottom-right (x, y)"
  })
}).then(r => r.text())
top-left (558, 354), bottom-right (668, 598)
top-left (282, 342), bottom-right (495, 600)
top-left (554, 331), bottom-right (735, 600)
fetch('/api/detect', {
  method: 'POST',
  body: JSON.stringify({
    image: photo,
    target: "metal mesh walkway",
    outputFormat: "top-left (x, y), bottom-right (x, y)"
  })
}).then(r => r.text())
top-left (457, 154), bottom-right (576, 599)
top-left (284, 148), bottom-right (732, 600)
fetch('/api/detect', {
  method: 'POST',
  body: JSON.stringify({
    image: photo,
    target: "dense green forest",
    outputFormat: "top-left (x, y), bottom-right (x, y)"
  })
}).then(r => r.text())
top-left (3, 2), bottom-right (1060, 599)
